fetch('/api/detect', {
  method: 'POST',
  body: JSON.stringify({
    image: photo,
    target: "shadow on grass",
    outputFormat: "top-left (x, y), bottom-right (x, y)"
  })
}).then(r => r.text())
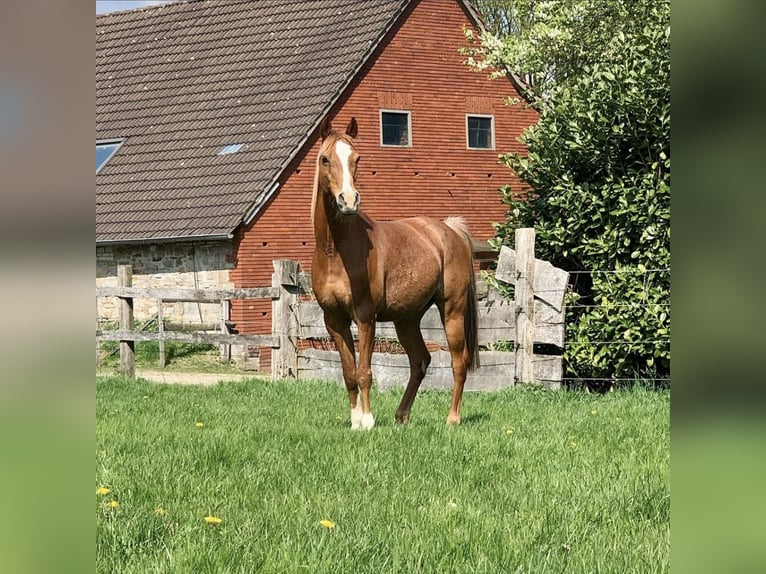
top-left (460, 411), bottom-right (491, 425)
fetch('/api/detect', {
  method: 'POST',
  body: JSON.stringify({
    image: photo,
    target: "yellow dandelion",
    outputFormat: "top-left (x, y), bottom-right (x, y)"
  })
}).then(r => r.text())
top-left (195, 422), bottom-right (204, 427)
top-left (96, 487), bottom-right (111, 496)
top-left (506, 428), bottom-right (514, 435)
top-left (319, 519), bottom-right (336, 529)
top-left (591, 410), bottom-right (598, 415)
top-left (107, 500), bottom-right (119, 508)
top-left (142, 395), bottom-right (149, 399)
top-left (569, 441), bottom-right (577, 447)
top-left (154, 507), bottom-right (165, 516)
top-left (204, 515), bottom-right (223, 525)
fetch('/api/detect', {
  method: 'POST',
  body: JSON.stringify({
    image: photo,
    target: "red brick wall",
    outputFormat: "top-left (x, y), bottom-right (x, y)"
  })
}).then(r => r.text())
top-left (230, 0), bottom-right (538, 367)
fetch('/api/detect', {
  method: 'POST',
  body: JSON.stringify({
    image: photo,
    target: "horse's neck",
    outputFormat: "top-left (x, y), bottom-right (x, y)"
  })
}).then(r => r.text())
top-left (313, 191), bottom-right (339, 258)
top-left (313, 192), bottom-right (367, 260)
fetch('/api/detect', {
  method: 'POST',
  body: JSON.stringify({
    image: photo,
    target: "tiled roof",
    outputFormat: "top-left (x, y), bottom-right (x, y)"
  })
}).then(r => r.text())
top-left (96, 0), bottom-right (410, 243)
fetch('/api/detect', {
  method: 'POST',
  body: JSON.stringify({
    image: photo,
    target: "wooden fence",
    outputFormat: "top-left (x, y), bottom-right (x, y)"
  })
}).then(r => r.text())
top-left (96, 228), bottom-right (568, 389)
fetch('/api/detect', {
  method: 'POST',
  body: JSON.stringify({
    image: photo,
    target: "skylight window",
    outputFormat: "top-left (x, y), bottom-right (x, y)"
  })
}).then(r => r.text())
top-left (96, 139), bottom-right (124, 173)
top-left (218, 143), bottom-right (244, 155)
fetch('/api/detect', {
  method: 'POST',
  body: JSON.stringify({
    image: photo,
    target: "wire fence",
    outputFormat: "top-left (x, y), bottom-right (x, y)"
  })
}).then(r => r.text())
top-left (522, 265), bottom-right (670, 387)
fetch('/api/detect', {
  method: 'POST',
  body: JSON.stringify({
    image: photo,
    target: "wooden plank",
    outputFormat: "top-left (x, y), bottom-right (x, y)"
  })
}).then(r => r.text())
top-left (164, 322), bottom-right (219, 331)
top-left (97, 330), bottom-right (279, 347)
top-left (298, 299), bottom-right (563, 347)
top-left (300, 274), bottom-right (491, 301)
top-left (117, 264), bottom-right (135, 378)
top-left (534, 301), bottom-right (566, 348)
top-left (96, 286), bottom-right (279, 301)
top-left (297, 271), bottom-right (313, 294)
top-left (298, 349), bottom-right (561, 391)
top-left (514, 229), bottom-right (535, 385)
top-left (495, 245), bottom-right (569, 312)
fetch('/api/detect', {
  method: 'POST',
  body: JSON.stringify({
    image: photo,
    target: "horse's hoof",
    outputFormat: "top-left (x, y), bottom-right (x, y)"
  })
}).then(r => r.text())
top-left (350, 404), bottom-right (363, 429)
top-left (361, 412), bottom-right (375, 430)
top-left (446, 414), bottom-right (461, 426)
top-left (395, 411), bottom-right (410, 425)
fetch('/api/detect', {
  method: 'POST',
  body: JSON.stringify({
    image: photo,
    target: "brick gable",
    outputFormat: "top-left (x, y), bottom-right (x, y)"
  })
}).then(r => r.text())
top-left (230, 0), bottom-right (538, 362)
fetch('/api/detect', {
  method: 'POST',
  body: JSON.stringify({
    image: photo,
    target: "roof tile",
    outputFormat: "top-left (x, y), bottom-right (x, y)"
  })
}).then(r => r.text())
top-left (97, 0), bottom-right (409, 243)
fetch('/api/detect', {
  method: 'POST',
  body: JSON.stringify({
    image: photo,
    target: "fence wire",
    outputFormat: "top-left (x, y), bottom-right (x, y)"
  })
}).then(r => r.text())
top-left (519, 265), bottom-right (669, 385)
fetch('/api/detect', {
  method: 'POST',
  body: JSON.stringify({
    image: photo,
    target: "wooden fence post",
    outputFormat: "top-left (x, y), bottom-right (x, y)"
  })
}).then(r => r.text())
top-left (220, 299), bottom-right (231, 364)
top-left (271, 260), bottom-right (300, 380)
top-left (96, 298), bottom-right (101, 366)
top-left (514, 228), bottom-right (535, 385)
top-left (118, 264), bottom-right (135, 378)
top-left (157, 298), bottom-right (165, 368)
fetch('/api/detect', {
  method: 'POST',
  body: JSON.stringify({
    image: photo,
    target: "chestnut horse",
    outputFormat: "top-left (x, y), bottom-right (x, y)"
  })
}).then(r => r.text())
top-left (312, 117), bottom-right (480, 429)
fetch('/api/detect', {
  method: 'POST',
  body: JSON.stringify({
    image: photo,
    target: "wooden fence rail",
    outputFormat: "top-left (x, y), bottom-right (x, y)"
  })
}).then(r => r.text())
top-left (96, 229), bottom-right (569, 389)
top-left (96, 260), bottom-right (296, 380)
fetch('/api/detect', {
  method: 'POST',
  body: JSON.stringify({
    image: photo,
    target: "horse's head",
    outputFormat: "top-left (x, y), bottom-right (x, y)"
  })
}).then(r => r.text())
top-left (316, 117), bottom-right (360, 216)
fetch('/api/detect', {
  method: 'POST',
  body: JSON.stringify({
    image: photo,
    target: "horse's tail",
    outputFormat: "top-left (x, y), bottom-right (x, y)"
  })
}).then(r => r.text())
top-left (464, 265), bottom-right (481, 371)
top-left (444, 217), bottom-right (481, 371)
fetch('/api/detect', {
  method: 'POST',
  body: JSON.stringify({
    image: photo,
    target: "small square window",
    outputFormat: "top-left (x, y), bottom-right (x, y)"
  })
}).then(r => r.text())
top-left (380, 111), bottom-right (411, 146)
top-left (96, 139), bottom-right (124, 173)
top-left (467, 115), bottom-right (494, 150)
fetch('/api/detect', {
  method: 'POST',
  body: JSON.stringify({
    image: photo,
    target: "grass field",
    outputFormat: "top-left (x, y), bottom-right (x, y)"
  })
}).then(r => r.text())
top-left (96, 376), bottom-right (669, 573)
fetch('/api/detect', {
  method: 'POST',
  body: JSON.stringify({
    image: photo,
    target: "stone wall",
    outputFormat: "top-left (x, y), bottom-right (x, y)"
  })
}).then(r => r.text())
top-left (96, 241), bottom-right (235, 326)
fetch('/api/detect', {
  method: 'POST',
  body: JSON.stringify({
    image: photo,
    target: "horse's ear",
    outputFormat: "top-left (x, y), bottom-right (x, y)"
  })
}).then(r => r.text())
top-left (345, 117), bottom-right (358, 139)
top-left (319, 116), bottom-right (333, 141)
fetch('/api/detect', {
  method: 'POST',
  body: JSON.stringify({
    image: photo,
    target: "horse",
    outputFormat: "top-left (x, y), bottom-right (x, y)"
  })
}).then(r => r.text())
top-left (311, 116), bottom-right (480, 429)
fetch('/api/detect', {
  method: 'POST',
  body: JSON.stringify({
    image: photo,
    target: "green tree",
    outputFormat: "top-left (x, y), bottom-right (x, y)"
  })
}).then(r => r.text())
top-left (466, 0), bottom-right (662, 101)
top-left (469, 1), bottom-right (670, 384)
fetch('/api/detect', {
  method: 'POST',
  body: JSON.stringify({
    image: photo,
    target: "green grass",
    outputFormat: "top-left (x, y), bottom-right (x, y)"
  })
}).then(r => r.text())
top-left (96, 376), bottom-right (669, 573)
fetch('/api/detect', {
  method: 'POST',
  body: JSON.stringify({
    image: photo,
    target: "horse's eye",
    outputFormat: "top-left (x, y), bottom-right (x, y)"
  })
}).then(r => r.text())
top-left (320, 155), bottom-right (330, 166)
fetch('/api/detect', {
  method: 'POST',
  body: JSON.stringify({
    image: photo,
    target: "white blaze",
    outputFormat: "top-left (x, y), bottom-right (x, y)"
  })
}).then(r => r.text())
top-left (334, 140), bottom-right (356, 206)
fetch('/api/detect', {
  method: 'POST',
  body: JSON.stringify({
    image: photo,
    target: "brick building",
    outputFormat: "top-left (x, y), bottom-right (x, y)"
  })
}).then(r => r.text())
top-left (96, 0), bottom-right (537, 368)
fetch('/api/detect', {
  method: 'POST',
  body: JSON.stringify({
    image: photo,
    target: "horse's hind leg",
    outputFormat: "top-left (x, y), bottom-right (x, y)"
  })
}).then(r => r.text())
top-left (394, 318), bottom-right (431, 425)
top-left (442, 303), bottom-right (469, 425)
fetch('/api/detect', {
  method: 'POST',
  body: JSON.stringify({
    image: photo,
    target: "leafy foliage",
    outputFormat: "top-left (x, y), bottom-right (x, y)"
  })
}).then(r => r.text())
top-left (465, 0), bottom-right (664, 101)
top-left (471, 1), bottom-right (670, 382)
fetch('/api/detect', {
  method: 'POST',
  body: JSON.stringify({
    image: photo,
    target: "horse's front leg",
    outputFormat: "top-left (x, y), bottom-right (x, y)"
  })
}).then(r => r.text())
top-left (324, 313), bottom-right (362, 429)
top-left (356, 320), bottom-right (376, 430)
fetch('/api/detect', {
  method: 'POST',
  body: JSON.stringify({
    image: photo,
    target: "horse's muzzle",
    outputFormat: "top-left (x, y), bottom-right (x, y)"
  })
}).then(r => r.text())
top-left (337, 191), bottom-right (360, 215)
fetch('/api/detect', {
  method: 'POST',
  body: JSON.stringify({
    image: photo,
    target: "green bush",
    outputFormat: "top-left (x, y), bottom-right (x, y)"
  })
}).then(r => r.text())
top-left (489, 3), bottom-right (670, 383)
